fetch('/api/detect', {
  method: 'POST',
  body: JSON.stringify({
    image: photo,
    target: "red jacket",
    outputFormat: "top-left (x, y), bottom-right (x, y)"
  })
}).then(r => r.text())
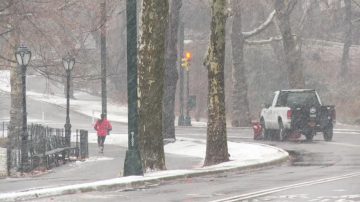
top-left (94, 119), bottom-right (112, 137)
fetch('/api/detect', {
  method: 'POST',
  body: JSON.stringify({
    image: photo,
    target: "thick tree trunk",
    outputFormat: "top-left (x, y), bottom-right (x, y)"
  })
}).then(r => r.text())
top-left (8, 2), bottom-right (21, 175)
top-left (8, 64), bottom-right (22, 173)
top-left (230, 1), bottom-right (251, 127)
top-left (101, 0), bottom-right (107, 115)
top-left (138, 0), bottom-right (168, 171)
top-left (163, 0), bottom-right (181, 140)
top-left (274, 0), bottom-right (305, 89)
top-left (203, 0), bottom-right (229, 167)
top-left (340, 0), bottom-right (352, 78)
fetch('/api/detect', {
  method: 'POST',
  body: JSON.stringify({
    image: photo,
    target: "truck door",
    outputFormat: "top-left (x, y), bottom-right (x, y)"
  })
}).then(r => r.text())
top-left (268, 91), bottom-right (280, 129)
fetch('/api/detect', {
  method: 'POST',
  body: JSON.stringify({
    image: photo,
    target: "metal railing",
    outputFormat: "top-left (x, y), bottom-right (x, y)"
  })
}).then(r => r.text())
top-left (0, 122), bottom-right (88, 176)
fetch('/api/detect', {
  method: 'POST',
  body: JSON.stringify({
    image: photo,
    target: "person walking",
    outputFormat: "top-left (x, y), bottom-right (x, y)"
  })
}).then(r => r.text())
top-left (94, 113), bottom-right (112, 153)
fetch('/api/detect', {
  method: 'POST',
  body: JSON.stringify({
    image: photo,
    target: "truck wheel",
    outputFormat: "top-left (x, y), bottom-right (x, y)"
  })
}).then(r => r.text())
top-left (260, 119), bottom-right (270, 140)
top-left (323, 124), bottom-right (333, 141)
top-left (278, 121), bottom-right (287, 141)
top-left (305, 131), bottom-right (314, 142)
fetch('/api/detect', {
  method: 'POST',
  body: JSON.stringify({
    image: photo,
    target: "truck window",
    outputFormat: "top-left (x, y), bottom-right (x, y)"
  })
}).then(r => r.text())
top-left (276, 93), bottom-right (287, 107)
top-left (285, 91), bottom-right (320, 107)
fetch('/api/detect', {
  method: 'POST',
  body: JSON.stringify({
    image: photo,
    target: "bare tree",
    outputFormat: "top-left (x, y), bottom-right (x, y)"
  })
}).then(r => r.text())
top-left (7, 0), bottom-right (21, 175)
top-left (203, 0), bottom-right (229, 166)
top-left (230, 0), bottom-right (250, 127)
top-left (138, 0), bottom-right (168, 171)
top-left (230, 0), bottom-right (275, 127)
top-left (340, 0), bottom-right (352, 77)
top-left (163, 0), bottom-right (182, 140)
top-left (274, 0), bottom-right (305, 89)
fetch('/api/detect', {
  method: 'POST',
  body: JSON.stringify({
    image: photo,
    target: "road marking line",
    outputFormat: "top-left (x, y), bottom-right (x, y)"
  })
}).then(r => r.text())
top-left (334, 129), bottom-right (360, 132)
top-left (334, 131), bottom-right (360, 135)
top-left (326, 142), bottom-right (360, 148)
top-left (210, 172), bottom-right (360, 202)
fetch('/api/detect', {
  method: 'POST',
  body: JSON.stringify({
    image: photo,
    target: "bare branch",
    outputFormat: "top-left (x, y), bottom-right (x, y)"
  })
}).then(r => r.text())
top-left (352, 0), bottom-right (360, 9)
top-left (353, 17), bottom-right (360, 23)
top-left (245, 36), bottom-right (282, 45)
top-left (0, 54), bottom-right (16, 63)
top-left (242, 10), bottom-right (276, 39)
top-left (287, 0), bottom-right (298, 14)
top-left (0, 0), bottom-right (19, 13)
top-left (297, 0), bottom-right (317, 35)
top-left (0, 28), bottom-right (14, 37)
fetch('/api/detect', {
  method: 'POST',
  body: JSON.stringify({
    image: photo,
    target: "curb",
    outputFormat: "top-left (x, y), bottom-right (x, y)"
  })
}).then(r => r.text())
top-left (0, 149), bottom-right (289, 202)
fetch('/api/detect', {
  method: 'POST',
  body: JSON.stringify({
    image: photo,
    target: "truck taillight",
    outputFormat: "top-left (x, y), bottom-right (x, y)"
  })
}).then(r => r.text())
top-left (287, 110), bottom-right (292, 119)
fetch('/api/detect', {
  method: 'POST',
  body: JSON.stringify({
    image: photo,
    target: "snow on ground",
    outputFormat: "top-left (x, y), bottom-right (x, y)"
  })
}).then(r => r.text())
top-left (0, 71), bottom-right (290, 201)
top-left (0, 70), bottom-right (207, 127)
top-left (0, 138), bottom-right (287, 202)
top-left (83, 131), bottom-right (285, 167)
top-left (0, 70), bottom-right (286, 168)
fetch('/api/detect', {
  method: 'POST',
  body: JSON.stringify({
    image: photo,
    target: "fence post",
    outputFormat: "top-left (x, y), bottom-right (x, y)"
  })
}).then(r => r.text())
top-left (6, 146), bottom-right (10, 177)
top-left (79, 130), bottom-right (88, 159)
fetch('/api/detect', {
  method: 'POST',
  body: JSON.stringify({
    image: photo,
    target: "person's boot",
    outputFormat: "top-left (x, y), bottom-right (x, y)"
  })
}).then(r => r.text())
top-left (100, 146), bottom-right (104, 154)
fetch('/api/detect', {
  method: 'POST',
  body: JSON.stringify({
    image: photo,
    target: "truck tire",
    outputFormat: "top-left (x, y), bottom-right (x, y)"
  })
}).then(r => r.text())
top-left (323, 124), bottom-right (333, 141)
top-left (275, 120), bottom-right (288, 141)
top-left (305, 130), bottom-right (314, 142)
top-left (260, 119), bottom-right (270, 140)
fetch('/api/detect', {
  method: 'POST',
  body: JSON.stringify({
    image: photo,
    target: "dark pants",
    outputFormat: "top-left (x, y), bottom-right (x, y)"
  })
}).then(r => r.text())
top-left (97, 136), bottom-right (106, 147)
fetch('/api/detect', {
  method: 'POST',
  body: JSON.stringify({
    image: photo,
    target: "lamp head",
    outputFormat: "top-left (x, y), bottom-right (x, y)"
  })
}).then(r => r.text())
top-left (15, 44), bottom-right (31, 66)
top-left (62, 54), bottom-right (75, 71)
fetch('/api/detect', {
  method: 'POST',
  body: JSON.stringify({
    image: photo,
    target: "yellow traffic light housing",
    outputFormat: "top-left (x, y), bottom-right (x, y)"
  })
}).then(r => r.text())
top-left (185, 52), bottom-right (192, 61)
top-left (181, 51), bottom-right (192, 71)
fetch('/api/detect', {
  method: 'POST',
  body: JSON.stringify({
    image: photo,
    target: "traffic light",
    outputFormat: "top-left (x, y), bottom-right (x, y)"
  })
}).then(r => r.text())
top-left (181, 51), bottom-right (192, 71)
top-left (185, 52), bottom-right (192, 61)
top-left (181, 58), bottom-right (189, 71)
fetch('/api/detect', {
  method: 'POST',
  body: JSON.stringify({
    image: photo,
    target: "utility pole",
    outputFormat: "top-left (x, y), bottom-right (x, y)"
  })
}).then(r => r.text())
top-left (123, 0), bottom-right (143, 176)
top-left (180, 50), bottom-right (192, 126)
top-left (178, 22), bottom-right (185, 126)
top-left (101, 0), bottom-right (107, 116)
top-left (185, 60), bottom-right (191, 126)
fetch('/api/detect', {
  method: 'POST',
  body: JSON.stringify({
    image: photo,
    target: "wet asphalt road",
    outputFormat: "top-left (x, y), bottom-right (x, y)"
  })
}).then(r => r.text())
top-left (27, 126), bottom-right (360, 202)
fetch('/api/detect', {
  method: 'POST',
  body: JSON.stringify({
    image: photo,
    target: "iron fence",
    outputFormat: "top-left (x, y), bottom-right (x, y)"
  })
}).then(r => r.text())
top-left (0, 122), bottom-right (89, 176)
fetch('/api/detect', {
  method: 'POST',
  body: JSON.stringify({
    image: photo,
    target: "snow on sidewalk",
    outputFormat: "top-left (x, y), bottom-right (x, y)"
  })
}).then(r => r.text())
top-left (0, 70), bottom-right (207, 126)
top-left (0, 136), bottom-right (288, 201)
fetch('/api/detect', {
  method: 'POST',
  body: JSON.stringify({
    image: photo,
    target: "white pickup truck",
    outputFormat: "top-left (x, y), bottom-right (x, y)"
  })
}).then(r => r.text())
top-left (260, 89), bottom-right (336, 141)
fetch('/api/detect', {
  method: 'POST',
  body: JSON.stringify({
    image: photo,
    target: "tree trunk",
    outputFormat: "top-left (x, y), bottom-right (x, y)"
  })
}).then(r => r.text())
top-left (230, 1), bottom-right (251, 127)
top-left (8, 1), bottom-right (21, 175)
top-left (163, 0), bottom-right (182, 140)
top-left (340, 0), bottom-right (352, 78)
top-left (274, 0), bottom-right (305, 89)
top-left (138, 0), bottom-right (168, 172)
top-left (101, 0), bottom-right (107, 115)
top-left (203, 0), bottom-right (229, 167)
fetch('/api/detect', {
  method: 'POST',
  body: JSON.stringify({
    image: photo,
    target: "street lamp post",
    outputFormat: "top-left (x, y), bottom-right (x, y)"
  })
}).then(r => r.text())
top-left (123, 0), bottom-right (143, 176)
top-left (62, 54), bottom-right (75, 147)
top-left (15, 44), bottom-right (31, 172)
